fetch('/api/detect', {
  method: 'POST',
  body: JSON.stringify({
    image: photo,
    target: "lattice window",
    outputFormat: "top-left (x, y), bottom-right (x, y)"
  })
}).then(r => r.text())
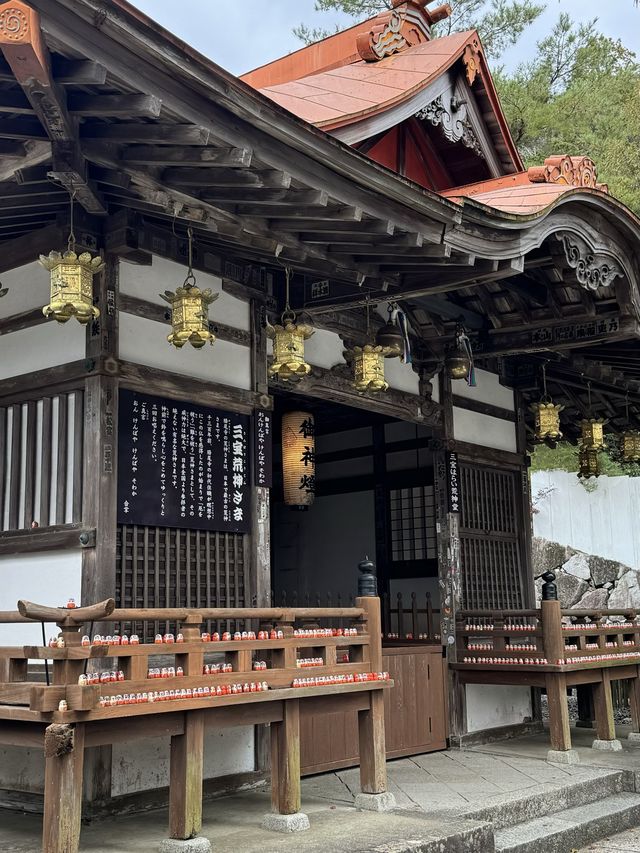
top-left (116, 525), bottom-right (246, 640)
top-left (389, 485), bottom-right (437, 562)
top-left (458, 463), bottom-right (525, 610)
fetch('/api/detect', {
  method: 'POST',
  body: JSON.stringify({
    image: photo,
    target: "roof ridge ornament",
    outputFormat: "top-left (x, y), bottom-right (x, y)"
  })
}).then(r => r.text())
top-left (528, 155), bottom-right (609, 192)
top-left (462, 35), bottom-right (483, 85)
top-left (357, 2), bottom-right (452, 63)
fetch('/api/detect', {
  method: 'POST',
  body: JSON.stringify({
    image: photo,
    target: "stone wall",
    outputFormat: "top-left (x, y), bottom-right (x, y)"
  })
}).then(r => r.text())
top-left (533, 537), bottom-right (640, 609)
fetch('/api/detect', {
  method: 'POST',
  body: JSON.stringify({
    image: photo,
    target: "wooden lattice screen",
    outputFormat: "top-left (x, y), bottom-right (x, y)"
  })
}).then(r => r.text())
top-left (458, 462), bottom-right (525, 610)
top-left (0, 391), bottom-right (84, 532)
top-left (116, 525), bottom-right (247, 639)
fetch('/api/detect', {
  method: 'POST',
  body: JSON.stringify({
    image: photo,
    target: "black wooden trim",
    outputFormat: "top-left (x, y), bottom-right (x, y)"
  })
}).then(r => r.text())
top-left (451, 394), bottom-right (516, 423)
top-left (0, 524), bottom-right (96, 556)
top-left (448, 720), bottom-right (543, 748)
top-left (0, 307), bottom-right (48, 336)
top-left (454, 440), bottom-right (525, 468)
top-left (0, 360), bottom-right (91, 405)
top-left (118, 292), bottom-right (252, 348)
top-left (386, 559), bottom-right (439, 580)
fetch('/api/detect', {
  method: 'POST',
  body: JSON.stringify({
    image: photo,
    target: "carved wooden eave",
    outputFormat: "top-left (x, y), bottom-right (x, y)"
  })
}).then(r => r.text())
top-left (269, 363), bottom-right (441, 427)
top-left (528, 156), bottom-right (608, 192)
top-left (356, 1), bottom-right (452, 62)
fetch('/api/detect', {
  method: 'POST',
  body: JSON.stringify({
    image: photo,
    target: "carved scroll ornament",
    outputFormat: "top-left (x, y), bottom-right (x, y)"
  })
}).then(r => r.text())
top-left (0, 3), bottom-right (31, 44)
top-left (416, 93), bottom-right (485, 159)
top-left (462, 36), bottom-right (483, 86)
top-left (528, 156), bottom-right (608, 192)
top-left (560, 233), bottom-right (624, 291)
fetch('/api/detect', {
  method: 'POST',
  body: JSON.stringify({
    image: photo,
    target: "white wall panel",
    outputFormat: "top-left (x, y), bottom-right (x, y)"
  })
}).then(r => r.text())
top-left (111, 727), bottom-right (255, 796)
top-left (118, 313), bottom-right (252, 390)
top-left (0, 550), bottom-right (82, 646)
top-left (453, 407), bottom-right (518, 453)
top-left (305, 327), bottom-right (345, 369)
top-left (453, 368), bottom-right (515, 410)
top-left (0, 323), bottom-right (85, 381)
top-left (466, 685), bottom-right (532, 732)
top-left (120, 255), bottom-right (250, 331)
top-left (385, 357), bottom-right (420, 394)
top-left (0, 261), bottom-right (49, 315)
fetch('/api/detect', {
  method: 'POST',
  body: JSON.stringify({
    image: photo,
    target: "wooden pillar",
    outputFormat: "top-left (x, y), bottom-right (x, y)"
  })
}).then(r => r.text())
top-left (356, 595), bottom-right (387, 794)
top-left (43, 723), bottom-right (85, 853)
top-left (545, 673), bottom-right (572, 752)
top-left (270, 698), bottom-right (301, 815)
top-left (169, 710), bottom-right (205, 839)
top-left (541, 599), bottom-right (564, 666)
top-left (593, 671), bottom-right (617, 742)
top-left (576, 685), bottom-right (595, 728)
top-left (629, 667), bottom-right (640, 734)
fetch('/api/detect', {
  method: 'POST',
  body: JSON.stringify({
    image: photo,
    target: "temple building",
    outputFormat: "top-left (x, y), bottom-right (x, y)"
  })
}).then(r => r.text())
top-left (1, 0), bottom-right (640, 815)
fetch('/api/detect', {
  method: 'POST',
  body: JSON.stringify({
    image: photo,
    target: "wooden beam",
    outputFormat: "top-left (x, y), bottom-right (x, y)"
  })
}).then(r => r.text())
top-left (80, 123), bottom-right (210, 145)
top-left (0, 2), bottom-right (106, 213)
top-left (0, 140), bottom-right (51, 183)
top-left (0, 90), bottom-right (32, 114)
top-left (120, 145), bottom-right (252, 168)
top-left (164, 167), bottom-right (290, 189)
top-left (0, 223), bottom-right (64, 273)
top-left (0, 524), bottom-right (96, 556)
top-left (67, 93), bottom-right (162, 118)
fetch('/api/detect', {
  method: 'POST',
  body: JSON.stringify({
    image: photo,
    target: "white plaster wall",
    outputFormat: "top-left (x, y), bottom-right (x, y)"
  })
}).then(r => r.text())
top-left (305, 327), bottom-right (345, 370)
top-left (532, 470), bottom-right (640, 567)
top-left (454, 368), bottom-right (515, 411)
top-left (0, 261), bottom-right (49, 314)
top-left (0, 745), bottom-right (44, 794)
top-left (466, 685), bottom-right (532, 732)
top-left (385, 357), bottom-right (420, 394)
top-left (0, 323), bottom-right (86, 381)
top-left (119, 255), bottom-right (250, 331)
top-left (453, 407), bottom-right (518, 453)
top-left (118, 313), bottom-right (251, 390)
top-left (0, 551), bottom-right (82, 646)
top-left (111, 727), bottom-right (255, 797)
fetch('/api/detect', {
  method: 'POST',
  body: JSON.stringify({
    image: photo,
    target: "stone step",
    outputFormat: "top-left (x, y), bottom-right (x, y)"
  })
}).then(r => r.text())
top-left (459, 769), bottom-right (625, 830)
top-left (494, 792), bottom-right (640, 853)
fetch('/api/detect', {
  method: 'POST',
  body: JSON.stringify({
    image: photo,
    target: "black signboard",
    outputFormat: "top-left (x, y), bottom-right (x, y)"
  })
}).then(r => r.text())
top-left (118, 389), bottom-right (250, 533)
top-left (253, 409), bottom-right (273, 488)
top-left (447, 451), bottom-right (461, 514)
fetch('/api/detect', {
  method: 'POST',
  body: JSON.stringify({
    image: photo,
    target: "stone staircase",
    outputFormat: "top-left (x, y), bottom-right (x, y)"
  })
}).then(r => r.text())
top-left (458, 769), bottom-right (640, 852)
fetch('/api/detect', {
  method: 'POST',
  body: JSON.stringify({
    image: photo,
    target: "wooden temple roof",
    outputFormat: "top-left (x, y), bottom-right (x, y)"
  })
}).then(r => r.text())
top-left (1, 0), bottom-right (640, 438)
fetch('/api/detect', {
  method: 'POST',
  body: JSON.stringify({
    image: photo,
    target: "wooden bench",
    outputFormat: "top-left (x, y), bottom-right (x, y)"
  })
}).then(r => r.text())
top-left (0, 596), bottom-right (391, 853)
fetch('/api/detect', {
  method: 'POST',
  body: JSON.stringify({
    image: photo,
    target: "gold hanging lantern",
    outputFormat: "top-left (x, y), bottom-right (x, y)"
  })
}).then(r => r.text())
top-left (40, 190), bottom-right (103, 325)
top-left (580, 418), bottom-right (605, 451)
top-left (160, 227), bottom-right (218, 349)
top-left (282, 411), bottom-right (315, 509)
top-left (267, 268), bottom-right (314, 380)
top-left (622, 430), bottom-right (640, 463)
top-left (345, 298), bottom-right (392, 392)
top-left (531, 364), bottom-right (563, 442)
top-left (578, 446), bottom-right (600, 479)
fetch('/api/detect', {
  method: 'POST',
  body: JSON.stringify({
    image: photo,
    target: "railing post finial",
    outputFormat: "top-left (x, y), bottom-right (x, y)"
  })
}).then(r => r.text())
top-left (358, 556), bottom-right (377, 597)
top-left (541, 569), bottom-right (558, 602)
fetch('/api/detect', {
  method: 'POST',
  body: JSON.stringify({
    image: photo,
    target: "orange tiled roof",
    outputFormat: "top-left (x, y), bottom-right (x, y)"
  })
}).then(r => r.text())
top-left (256, 31), bottom-right (475, 131)
top-left (442, 156), bottom-right (608, 213)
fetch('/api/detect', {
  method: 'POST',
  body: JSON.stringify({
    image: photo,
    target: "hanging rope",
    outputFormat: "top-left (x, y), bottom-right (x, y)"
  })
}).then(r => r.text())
top-left (67, 188), bottom-right (77, 254)
top-left (183, 226), bottom-right (196, 289)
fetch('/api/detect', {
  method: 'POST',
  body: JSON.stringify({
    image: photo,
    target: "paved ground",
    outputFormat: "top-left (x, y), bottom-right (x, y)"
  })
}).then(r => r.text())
top-left (0, 748), bottom-right (618, 852)
top-left (580, 826), bottom-right (640, 851)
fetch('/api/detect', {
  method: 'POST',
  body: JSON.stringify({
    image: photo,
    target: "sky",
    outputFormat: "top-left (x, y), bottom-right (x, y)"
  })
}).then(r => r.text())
top-left (131, 0), bottom-right (640, 77)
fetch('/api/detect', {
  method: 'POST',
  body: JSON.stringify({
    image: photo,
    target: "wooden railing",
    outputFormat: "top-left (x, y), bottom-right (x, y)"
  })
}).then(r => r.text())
top-left (454, 599), bottom-right (640, 757)
top-left (382, 591), bottom-right (440, 643)
top-left (0, 597), bottom-right (392, 853)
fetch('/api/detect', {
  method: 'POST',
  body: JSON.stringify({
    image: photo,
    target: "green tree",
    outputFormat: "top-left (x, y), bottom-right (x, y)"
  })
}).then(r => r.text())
top-left (294, 0), bottom-right (545, 59)
top-left (495, 14), bottom-right (640, 212)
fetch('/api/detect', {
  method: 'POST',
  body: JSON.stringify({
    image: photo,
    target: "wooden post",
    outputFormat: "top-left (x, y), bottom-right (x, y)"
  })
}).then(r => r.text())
top-left (541, 599), bottom-right (564, 665)
top-left (356, 595), bottom-right (387, 794)
top-left (169, 710), bottom-right (205, 839)
top-left (43, 723), bottom-right (85, 853)
top-left (593, 671), bottom-right (616, 742)
top-left (629, 667), bottom-right (640, 734)
top-left (270, 698), bottom-right (301, 815)
top-left (545, 673), bottom-right (572, 752)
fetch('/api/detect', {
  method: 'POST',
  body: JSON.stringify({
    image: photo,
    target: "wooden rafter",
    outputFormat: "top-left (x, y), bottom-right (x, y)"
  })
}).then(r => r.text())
top-left (0, 0), bottom-right (105, 214)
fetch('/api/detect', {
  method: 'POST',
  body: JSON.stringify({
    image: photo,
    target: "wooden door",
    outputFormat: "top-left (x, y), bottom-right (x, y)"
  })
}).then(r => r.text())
top-left (300, 645), bottom-right (447, 774)
top-left (458, 462), bottom-right (527, 610)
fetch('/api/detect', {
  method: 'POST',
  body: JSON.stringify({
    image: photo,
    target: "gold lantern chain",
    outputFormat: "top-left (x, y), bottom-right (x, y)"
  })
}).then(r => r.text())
top-left (67, 187), bottom-right (77, 254)
top-left (282, 266), bottom-right (295, 325)
top-left (541, 362), bottom-right (550, 403)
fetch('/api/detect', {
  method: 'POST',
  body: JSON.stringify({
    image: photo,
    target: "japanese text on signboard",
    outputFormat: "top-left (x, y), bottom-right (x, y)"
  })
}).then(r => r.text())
top-left (118, 390), bottom-right (250, 533)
